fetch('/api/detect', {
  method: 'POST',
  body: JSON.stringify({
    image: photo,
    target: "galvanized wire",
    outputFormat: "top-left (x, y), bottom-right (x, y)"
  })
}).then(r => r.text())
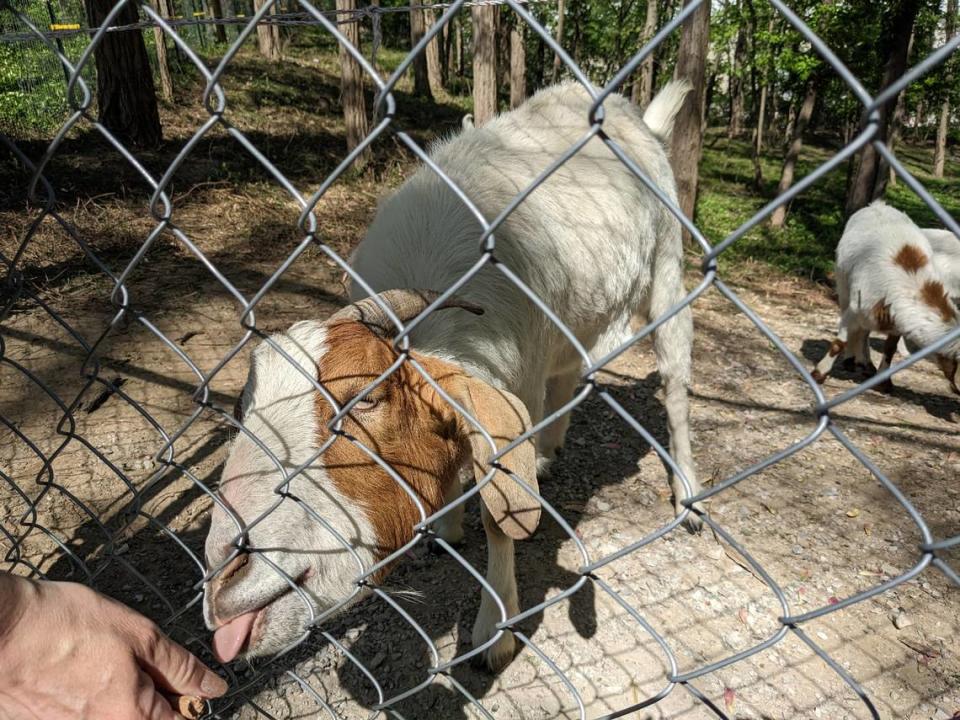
top-left (1, 1), bottom-right (958, 719)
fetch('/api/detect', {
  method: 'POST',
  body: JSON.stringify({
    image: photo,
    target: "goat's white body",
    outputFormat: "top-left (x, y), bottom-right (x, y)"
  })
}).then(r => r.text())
top-left (349, 81), bottom-right (700, 669)
top-left (350, 81), bottom-right (692, 414)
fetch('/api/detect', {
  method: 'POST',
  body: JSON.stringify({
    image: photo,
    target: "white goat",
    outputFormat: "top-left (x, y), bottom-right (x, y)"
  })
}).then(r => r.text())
top-left (203, 80), bottom-right (700, 673)
top-left (812, 201), bottom-right (960, 393)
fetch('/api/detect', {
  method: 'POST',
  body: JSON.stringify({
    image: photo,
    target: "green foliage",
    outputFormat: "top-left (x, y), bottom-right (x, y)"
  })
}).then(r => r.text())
top-left (698, 133), bottom-right (960, 280)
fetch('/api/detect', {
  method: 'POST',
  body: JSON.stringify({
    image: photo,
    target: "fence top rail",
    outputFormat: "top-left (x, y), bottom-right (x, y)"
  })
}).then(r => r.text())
top-left (0, 0), bottom-right (542, 45)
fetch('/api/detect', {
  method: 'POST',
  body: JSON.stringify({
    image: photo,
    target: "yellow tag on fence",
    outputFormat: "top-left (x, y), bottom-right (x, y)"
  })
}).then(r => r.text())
top-left (49, 23), bottom-right (81, 30)
top-left (192, 11), bottom-right (205, 16)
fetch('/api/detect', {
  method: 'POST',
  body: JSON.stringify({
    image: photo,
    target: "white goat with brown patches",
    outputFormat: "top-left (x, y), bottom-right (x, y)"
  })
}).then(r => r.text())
top-left (203, 80), bottom-right (701, 673)
top-left (812, 201), bottom-right (960, 393)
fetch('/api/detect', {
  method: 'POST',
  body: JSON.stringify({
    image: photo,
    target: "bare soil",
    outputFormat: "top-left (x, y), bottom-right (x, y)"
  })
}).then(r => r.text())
top-left (2, 228), bottom-right (957, 720)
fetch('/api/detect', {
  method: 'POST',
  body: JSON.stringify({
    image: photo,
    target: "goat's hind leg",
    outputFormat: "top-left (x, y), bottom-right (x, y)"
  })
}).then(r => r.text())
top-left (651, 304), bottom-right (703, 532)
top-left (536, 368), bottom-right (580, 478)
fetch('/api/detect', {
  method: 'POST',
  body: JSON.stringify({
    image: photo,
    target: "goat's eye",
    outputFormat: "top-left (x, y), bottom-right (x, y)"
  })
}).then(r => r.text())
top-left (351, 396), bottom-right (379, 412)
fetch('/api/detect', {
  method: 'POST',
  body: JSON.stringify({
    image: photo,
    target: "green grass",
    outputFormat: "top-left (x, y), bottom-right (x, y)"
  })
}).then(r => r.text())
top-left (696, 132), bottom-right (960, 282)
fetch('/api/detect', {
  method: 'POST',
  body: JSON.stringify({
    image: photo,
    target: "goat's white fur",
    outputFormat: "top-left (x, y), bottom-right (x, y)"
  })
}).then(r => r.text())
top-left (813, 201), bottom-right (960, 387)
top-left (924, 227), bottom-right (960, 303)
top-left (349, 80), bottom-right (700, 668)
top-left (203, 323), bottom-right (379, 658)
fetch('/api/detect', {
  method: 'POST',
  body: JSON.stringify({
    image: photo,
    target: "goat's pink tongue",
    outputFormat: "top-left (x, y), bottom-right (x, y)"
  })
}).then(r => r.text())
top-left (213, 610), bottom-right (259, 663)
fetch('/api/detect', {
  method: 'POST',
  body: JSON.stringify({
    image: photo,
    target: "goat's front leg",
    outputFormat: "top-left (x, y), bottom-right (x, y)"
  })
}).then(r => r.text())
top-left (472, 501), bottom-right (519, 672)
top-left (812, 311), bottom-right (853, 383)
top-left (875, 333), bottom-right (900, 392)
top-left (434, 466), bottom-right (467, 545)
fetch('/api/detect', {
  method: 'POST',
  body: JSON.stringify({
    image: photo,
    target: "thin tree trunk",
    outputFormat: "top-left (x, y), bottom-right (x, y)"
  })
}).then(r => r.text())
top-left (458, 15), bottom-right (466, 78)
top-left (755, 84), bottom-right (767, 152)
top-left (472, 3), bottom-right (497, 125)
top-left (410, 0), bottom-right (433, 100)
top-left (337, 0), bottom-right (369, 166)
top-left (934, 0), bottom-right (957, 178)
top-left (632, 0), bottom-right (658, 105)
top-left (846, 0), bottom-right (922, 216)
top-left (151, 0), bottom-right (173, 102)
top-left (887, 30), bottom-right (916, 187)
top-left (770, 78), bottom-right (818, 228)
top-left (253, 0), bottom-right (281, 60)
top-left (551, 0), bottom-right (564, 83)
top-left (422, 0), bottom-right (443, 96)
top-left (510, 17), bottom-right (526, 108)
top-left (496, 8), bottom-right (509, 90)
top-left (85, 0), bottom-right (162, 147)
top-left (209, 0), bottom-right (227, 42)
top-left (669, 0), bottom-right (710, 237)
top-left (727, 1), bottom-right (747, 138)
top-left (439, 12), bottom-right (450, 88)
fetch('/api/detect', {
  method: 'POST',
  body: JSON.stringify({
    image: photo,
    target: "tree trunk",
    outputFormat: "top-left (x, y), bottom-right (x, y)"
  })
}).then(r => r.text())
top-left (888, 89), bottom-right (908, 187)
top-left (151, 0), bottom-right (173, 102)
top-left (84, 0), bottom-right (162, 147)
top-left (439, 12), bottom-right (450, 88)
top-left (457, 14), bottom-right (465, 78)
top-left (422, 0), bottom-right (443, 96)
top-left (510, 16), bottom-right (526, 108)
top-left (253, 0), bottom-right (281, 60)
top-left (755, 83), bottom-right (767, 152)
top-left (770, 78), bottom-right (818, 228)
top-left (846, 0), bottom-right (922, 216)
top-left (669, 0), bottom-right (710, 236)
top-left (209, 0), bottom-right (227, 43)
top-left (535, 32), bottom-right (546, 89)
top-left (472, 3), bottom-right (497, 126)
top-left (934, 0), bottom-right (957, 178)
top-left (551, 0), bottom-right (565, 83)
top-left (337, 0), bottom-right (369, 166)
top-left (410, 0), bottom-right (433, 100)
top-left (727, 1), bottom-right (747, 138)
top-left (632, 0), bottom-right (658, 106)
top-left (496, 8), bottom-right (509, 90)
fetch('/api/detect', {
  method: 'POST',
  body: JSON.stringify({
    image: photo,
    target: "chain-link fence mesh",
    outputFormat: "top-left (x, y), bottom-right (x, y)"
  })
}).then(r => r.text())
top-left (1, 0), bottom-right (959, 718)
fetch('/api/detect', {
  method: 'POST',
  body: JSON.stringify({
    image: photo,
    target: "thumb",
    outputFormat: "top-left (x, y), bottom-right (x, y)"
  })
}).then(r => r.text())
top-left (136, 626), bottom-right (229, 699)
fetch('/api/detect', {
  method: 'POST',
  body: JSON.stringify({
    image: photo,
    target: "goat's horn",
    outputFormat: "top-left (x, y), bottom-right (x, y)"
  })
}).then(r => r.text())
top-left (328, 289), bottom-right (484, 335)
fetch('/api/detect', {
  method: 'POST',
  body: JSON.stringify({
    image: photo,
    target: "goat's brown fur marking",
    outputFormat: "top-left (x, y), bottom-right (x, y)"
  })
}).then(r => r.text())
top-left (920, 280), bottom-right (957, 323)
top-left (314, 321), bottom-right (467, 568)
top-left (893, 244), bottom-right (928, 272)
top-left (872, 301), bottom-right (895, 332)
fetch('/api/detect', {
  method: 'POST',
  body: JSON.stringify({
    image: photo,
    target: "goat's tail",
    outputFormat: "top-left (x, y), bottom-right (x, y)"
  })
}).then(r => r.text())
top-left (642, 78), bottom-right (693, 143)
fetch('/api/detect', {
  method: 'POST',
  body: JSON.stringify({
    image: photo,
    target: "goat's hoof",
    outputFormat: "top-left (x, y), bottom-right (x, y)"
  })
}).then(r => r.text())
top-left (471, 630), bottom-right (516, 673)
top-left (678, 500), bottom-right (705, 533)
top-left (811, 369), bottom-right (827, 384)
top-left (876, 379), bottom-right (894, 394)
top-left (857, 363), bottom-right (878, 378)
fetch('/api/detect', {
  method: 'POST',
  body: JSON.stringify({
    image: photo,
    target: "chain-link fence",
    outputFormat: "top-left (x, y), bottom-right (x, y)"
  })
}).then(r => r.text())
top-left (2, 0), bottom-right (959, 718)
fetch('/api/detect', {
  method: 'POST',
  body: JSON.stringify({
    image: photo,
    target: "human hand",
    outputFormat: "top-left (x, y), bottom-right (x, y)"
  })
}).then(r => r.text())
top-left (0, 573), bottom-right (228, 720)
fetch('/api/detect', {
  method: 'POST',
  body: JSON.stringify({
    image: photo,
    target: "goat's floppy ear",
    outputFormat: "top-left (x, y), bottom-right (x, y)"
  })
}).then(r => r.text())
top-left (449, 376), bottom-right (540, 540)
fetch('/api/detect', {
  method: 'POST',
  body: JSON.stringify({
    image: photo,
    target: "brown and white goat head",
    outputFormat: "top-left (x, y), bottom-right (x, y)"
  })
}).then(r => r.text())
top-left (203, 290), bottom-right (540, 668)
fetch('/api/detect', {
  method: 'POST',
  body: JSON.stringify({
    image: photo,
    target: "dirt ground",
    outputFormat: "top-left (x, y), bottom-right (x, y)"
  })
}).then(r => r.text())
top-left (1, 194), bottom-right (958, 720)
